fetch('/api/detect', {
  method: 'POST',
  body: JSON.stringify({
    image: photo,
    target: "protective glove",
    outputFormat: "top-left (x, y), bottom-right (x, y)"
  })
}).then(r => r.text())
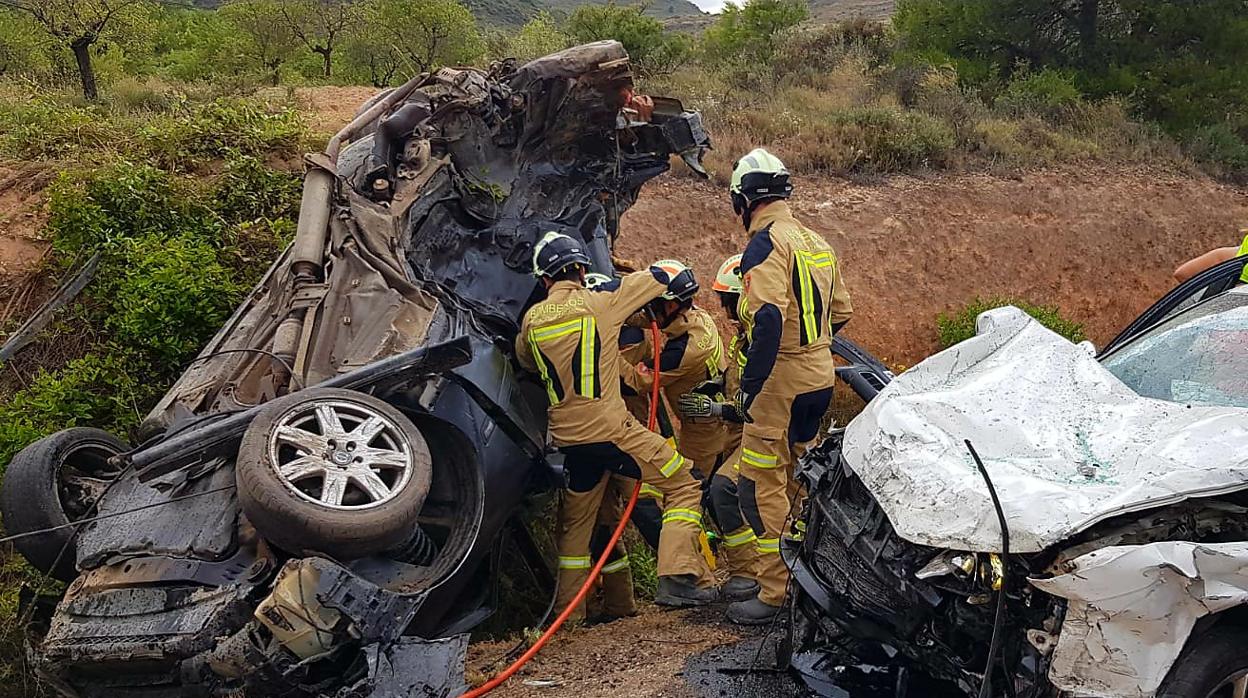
top-left (677, 392), bottom-right (720, 419)
top-left (735, 388), bottom-right (756, 424)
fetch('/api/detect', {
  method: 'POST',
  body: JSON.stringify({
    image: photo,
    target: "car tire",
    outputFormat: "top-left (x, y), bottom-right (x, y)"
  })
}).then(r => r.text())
top-left (1157, 626), bottom-right (1248, 698)
top-left (237, 388), bottom-right (432, 559)
top-left (0, 428), bottom-right (128, 582)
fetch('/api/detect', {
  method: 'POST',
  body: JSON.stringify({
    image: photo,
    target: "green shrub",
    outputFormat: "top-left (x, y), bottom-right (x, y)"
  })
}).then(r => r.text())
top-left (213, 153), bottom-right (303, 224)
top-left (1186, 124), bottom-right (1248, 178)
top-left (828, 107), bottom-right (956, 172)
top-left (937, 297), bottom-right (1086, 349)
top-left (46, 162), bottom-right (210, 256)
top-left (0, 92), bottom-right (304, 168)
top-left (0, 352), bottom-right (154, 467)
top-left (995, 69), bottom-right (1084, 119)
top-left (137, 100), bottom-right (305, 169)
top-left (104, 235), bottom-right (240, 367)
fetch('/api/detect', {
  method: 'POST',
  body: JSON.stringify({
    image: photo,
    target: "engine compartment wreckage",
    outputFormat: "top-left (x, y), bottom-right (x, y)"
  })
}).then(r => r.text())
top-left (788, 300), bottom-right (1248, 698)
top-left (0, 42), bottom-right (710, 697)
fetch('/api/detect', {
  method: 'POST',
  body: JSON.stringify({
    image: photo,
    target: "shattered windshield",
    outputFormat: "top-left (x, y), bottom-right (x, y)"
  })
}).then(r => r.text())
top-left (1103, 290), bottom-right (1248, 408)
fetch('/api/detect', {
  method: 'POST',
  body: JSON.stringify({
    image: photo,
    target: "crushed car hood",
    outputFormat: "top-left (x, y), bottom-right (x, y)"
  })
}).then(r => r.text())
top-left (842, 306), bottom-right (1248, 553)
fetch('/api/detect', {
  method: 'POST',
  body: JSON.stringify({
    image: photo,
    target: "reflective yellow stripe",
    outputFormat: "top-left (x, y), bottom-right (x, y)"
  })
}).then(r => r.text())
top-left (531, 318), bottom-right (582, 341)
top-left (1239, 233), bottom-right (1248, 283)
top-left (705, 332), bottom-right (724, 377)
top-left (795, 252), bottom-right (818, 343)
top-left (741, 448), bottom-right (778, 469)
top-left (723, 528), bottom-right (757, 548)
top-left (756, 538), bottom-right (780, 554)
top-left (558, 555), bottom-right (592, 570)
top-left (659, 452), bottom-right (686, 478)
top-left (528, 333), bottom-right (558, 404)
top-left (579, 316), bottom-right (597, 397)
top-left (602, 557), bottom-right (630, 574)
top-left (639, 483), bottom-right (664, 499)
top-left (662, 508), bottom-right (702, 526)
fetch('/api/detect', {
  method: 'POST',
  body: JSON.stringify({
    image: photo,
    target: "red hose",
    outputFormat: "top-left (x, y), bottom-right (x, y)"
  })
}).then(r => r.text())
top-left (461, 320), bottom-right (663, 697)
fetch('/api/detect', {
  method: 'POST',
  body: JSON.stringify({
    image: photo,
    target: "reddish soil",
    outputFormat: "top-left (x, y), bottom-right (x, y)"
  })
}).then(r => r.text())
top-left (284, 85), bottom-right (384, 136)
top-left (616, 166), bottom-right (1248, 365)
top-left (0, 162), bottom-right (51, 282)
top-left (467, 607), bottom-right (743, 698)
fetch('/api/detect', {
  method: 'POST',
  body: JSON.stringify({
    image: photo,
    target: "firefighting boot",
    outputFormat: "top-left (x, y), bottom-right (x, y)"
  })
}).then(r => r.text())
top-left (726, 597), bottom-right (781, 626)
top-left (720, 576), bottom-right (760, 603)
top-left (654, 574), bottom-right (719, 608)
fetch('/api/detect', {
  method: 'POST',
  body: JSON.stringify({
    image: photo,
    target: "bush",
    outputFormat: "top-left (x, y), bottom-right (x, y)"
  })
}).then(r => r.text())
top-left (937, 297), bottom-right (1086, 349)
top-left (46, 162), bottom-right (208, 256)
top-left (0, 352), bottom-right (153, 467)
top-left (995, 69), bottom-right (1084, 120)
top-left (104, 235), bottom-right (240, 367)
top-left (1186, 124), bottom-right (1248, 179)
top-left (0, 90), bottom-right (304, 169)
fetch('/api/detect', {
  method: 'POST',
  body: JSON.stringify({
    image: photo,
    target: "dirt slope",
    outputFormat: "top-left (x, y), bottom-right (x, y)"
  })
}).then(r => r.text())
top-left (616, 166), bottom-right (1248, 365)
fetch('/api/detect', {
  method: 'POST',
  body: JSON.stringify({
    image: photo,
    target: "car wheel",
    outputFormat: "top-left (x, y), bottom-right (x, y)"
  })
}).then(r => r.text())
top-left (1157, 626), bottom-right (1248, 698)
top-left (236, 388), bottom-right (432, 559)
top-left (0, 428), bottom-right (128, 582)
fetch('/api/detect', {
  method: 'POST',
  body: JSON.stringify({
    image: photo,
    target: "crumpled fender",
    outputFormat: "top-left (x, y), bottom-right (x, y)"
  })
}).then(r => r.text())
top-left (1031, 541), bottom-right (1248, 697)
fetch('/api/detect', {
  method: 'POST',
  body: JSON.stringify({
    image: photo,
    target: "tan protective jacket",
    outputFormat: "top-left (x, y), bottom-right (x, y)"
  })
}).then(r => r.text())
top-left (738, 202), bottom-right (851, 398)
top-left (515, 272), bottom-right (665, 445)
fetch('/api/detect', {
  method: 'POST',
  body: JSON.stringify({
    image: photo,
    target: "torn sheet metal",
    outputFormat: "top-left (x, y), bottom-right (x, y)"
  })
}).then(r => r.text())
top-left (842, 306), bottom-right (1248, 553)
top-left (1030, 541), bottom-right (1248, 697)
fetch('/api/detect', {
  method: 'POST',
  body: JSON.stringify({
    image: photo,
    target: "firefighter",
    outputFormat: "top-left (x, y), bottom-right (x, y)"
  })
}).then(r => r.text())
top-left (516, 233), bottom-right (717, 620)
top-left (624, 259), bottom-right (759, 602)
top-left (1173, 227), bottom-right (1248, 284)
top-left (722, 149), bottom-right (852, 625)
top-left (672, 253), bottom-right (761, 602)
top-left (589, 272), bottom-right (664, 554)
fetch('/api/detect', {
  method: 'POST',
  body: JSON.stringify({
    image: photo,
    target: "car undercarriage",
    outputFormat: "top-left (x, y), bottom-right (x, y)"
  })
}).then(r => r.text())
top-left (2, 41), bottom-right (711, 697)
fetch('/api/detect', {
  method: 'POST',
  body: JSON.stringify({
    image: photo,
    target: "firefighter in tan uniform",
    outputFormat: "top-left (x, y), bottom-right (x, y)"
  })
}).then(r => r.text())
top-left (515, 233), bottom-right (717, 619)
top-left (675, 254), bottom-right (762, 602)
top-left (726, 150), bottom-right (852, 624)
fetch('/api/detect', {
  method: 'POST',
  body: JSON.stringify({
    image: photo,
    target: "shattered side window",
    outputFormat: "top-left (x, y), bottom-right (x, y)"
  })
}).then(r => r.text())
top-left (1102, 291), bottom-right (1248, 408)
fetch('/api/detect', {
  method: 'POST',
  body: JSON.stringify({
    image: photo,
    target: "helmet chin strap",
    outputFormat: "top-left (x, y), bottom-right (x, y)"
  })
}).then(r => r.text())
top-left (740, 205), bottom-right (755, 232)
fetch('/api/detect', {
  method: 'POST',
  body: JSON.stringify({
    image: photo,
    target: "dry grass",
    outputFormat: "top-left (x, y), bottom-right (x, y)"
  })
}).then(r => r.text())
top-left (642, 27), bottom-right (1191, 184)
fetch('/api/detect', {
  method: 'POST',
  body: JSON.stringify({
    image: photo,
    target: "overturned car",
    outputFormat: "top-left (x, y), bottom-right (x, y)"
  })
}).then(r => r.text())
top-left (789, 264), bottom-right (1248, 698)
top-left (0, 42), bottom-right (711, 697)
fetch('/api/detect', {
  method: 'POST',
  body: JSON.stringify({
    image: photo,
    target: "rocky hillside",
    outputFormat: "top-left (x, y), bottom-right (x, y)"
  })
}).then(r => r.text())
top-left (810, 0), bottom-right (894, 21)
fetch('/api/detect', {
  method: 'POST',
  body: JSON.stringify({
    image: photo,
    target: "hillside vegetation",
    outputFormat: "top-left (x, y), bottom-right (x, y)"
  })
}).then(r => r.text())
top-left (0, 0), bottom-right (1244, 687)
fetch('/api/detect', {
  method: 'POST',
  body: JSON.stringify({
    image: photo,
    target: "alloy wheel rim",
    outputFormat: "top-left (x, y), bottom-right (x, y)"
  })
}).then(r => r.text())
top-left (268, 400), bottom-right (414, 511)
top-left (1216, 672), bottom-right (1248, 698)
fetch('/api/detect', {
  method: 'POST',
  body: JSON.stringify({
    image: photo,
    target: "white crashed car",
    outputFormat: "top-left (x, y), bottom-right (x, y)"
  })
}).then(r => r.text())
top-left (788, 257), bottom-right (1248, 698)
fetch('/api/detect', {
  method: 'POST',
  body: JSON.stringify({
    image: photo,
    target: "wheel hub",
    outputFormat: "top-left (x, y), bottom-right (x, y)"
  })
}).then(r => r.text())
top-left (267, 400), bottom-right (415, 511)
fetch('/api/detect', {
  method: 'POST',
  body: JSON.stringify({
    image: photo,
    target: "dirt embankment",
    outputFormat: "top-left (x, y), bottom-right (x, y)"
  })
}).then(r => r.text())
top-left (616, 167), bottom-right (1248, 365)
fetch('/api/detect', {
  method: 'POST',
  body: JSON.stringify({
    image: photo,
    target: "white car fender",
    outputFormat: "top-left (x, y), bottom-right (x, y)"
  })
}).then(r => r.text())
top-left (1030, 541), bottom-right (1248, 697)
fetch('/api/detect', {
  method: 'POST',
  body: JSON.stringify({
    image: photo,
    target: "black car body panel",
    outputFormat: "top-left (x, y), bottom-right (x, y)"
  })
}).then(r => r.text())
top-left (18, 42), bottom-right (712, 697)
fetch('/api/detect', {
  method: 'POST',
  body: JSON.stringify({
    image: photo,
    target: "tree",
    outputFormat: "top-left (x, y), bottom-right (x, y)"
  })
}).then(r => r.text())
top-left (347, 0), bottom-right (483, 81)
top-left (564, 3), bottom-right (688, 75)
top-left (0, 0), bottom-right (154, 100)
top-left (278, 0), bottom-right (359, 78)
top-left (220, 0), bottom-right (299, 86)
top-left (508, 12), bottom-right (571, 63)
top-left (701, 0), bottom-right (809, 65)
top-left (894, 0), bottom-right (1248, 133)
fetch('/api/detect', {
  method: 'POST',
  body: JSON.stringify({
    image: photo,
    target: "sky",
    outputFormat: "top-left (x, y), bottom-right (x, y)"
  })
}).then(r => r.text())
top-left (690, 0), bottom-right (736, 12)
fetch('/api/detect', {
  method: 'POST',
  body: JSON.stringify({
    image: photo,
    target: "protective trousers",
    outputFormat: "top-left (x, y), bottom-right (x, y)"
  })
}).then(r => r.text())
top-left (707, 461), bottom-right (759, 580)
top-left (736, 382), bottom-right (833, 606)
top-left (556, 415), bottom-right (712, 615)
top-left (589, 475), bottom-right (639, 618)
